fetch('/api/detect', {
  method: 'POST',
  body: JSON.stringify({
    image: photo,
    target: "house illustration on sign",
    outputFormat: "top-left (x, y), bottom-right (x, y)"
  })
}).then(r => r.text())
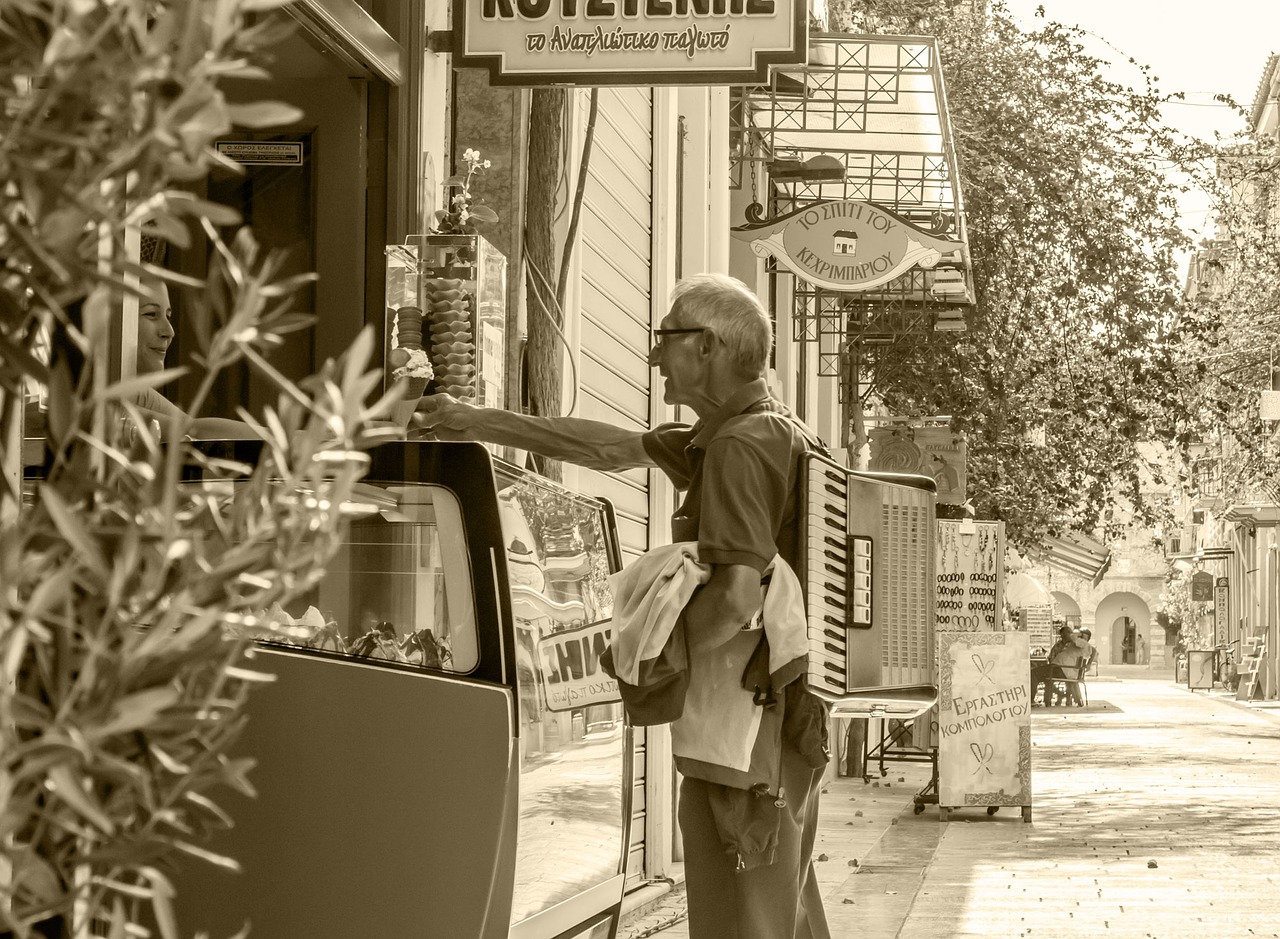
top-left (833, 229), bottom-right (858, 256)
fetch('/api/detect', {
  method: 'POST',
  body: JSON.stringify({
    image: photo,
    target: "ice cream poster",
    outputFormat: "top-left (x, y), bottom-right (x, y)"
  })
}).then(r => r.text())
top-left (868, 426), bottom-right (967, 504)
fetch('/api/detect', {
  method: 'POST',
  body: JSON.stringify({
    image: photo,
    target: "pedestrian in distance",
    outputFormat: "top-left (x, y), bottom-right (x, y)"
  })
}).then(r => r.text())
top-left (416, 273), bottom-right (832, 939)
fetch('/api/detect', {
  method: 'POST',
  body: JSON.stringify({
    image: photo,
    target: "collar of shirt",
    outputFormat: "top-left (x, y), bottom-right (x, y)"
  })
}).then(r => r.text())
top-left (687, 378), bottom-right (772, 453)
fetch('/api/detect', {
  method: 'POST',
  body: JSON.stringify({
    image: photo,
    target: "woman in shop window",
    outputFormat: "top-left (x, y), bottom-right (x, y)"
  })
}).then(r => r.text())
top-left (131, 272), bottom-right (257, 439)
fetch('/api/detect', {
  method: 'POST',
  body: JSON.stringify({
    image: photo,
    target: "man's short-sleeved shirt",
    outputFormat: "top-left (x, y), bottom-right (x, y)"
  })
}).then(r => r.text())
top-left (1049, 636), bottom-right (1088, 669)
top-left (641, 379), bottom-right (814, 573)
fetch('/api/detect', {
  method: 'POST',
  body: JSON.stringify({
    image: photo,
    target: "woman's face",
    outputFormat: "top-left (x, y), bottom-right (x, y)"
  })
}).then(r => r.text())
top-left (136, 280), bottom-right (174, 374)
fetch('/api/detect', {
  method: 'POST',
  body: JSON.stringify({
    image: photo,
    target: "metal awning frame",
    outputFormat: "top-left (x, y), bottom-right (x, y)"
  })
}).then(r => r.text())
top-left (729, 33), bottom-right (974, 378)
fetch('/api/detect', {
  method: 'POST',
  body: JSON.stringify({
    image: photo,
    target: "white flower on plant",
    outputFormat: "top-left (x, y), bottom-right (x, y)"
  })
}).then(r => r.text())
top-left (483, 159), bottom-right (492, 169)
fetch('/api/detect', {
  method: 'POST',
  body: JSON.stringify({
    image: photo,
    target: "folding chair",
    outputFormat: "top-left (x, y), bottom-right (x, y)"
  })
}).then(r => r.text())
top-left (1051, 659), bottom-right (1091, 707)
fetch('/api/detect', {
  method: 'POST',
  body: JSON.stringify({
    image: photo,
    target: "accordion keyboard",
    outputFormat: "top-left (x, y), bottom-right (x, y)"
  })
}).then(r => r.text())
top-left (801, 455), bottom-right (874, 700)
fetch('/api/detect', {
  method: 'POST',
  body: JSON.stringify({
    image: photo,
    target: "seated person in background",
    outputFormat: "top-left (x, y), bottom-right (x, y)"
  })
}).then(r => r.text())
top-left (132, 277), bottom-right (257, 439)
top-left (1079, 628), bottom-right (1097, 671)
top-left (1030, 625), bottom-right (1089, 707)
top-left (1061, 628), bottom-right (1097, 706)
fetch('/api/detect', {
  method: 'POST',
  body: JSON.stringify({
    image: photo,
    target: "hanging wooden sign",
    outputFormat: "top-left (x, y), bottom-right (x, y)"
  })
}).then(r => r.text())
top-left (731, 200), bottom-right (966, 292)
top-left (868, 426), bottom-right (967, 504)
top-left (1214, 578), bottom-right (1229, 645)
top-left (1191, 570), bottom-right (1213, 602)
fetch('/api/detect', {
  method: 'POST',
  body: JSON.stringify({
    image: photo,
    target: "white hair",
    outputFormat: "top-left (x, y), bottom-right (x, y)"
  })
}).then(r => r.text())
top-left (668, 273), bottom-right (771, 378)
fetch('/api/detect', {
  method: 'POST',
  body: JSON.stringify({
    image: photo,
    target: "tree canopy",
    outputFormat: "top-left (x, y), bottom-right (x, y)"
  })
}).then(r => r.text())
top-left (1172, 134), bottom-right (1280, 506)
top-left (830, 0), bottom-right (1210, 548)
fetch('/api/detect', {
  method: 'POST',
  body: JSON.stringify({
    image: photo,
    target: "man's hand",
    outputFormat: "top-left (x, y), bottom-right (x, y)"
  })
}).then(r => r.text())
top-left (413, 393), bottom-right (479, 441)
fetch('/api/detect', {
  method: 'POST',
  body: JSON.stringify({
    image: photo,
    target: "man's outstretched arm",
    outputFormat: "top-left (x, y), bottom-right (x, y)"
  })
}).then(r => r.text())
top-left (414, 393), bottom-right (656, 473)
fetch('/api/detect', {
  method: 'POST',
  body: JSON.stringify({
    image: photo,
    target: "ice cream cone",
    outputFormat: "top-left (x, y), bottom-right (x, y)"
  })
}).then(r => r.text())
top-left (391, 399), bottom-right (419, 427)
top-left (391, 375), bottom-right (430, 427)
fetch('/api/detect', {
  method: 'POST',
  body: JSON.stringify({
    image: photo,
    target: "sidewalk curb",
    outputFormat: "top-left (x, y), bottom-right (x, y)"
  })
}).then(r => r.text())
top-left (1171, 682), bottom-right (1280, 724)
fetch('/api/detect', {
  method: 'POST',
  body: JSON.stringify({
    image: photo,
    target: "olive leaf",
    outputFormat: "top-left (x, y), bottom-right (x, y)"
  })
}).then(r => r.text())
top-left (0, 2), bottom-right (393, 936)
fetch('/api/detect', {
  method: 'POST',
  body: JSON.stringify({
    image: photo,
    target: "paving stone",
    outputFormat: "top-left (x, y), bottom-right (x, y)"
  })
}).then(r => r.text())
top-left (624, 674), bottom-right (1280, 938)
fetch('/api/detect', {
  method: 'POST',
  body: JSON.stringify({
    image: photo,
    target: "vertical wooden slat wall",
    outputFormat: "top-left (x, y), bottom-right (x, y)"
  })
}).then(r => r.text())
top-left (577, 85), bottom-right (655, 892)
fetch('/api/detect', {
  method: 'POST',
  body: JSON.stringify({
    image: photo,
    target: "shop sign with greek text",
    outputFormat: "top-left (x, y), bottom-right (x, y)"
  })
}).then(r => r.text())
top-left (1214, 578), bottom-right (1229, 644)
top-left (937, 631), bottom-right (1031, 810)
top-left (731, 200), bottom-right (966, 292)
top-left (453, 0), bottom-right (806, 85)
top-left (214, 141), bottom-right (304, 166)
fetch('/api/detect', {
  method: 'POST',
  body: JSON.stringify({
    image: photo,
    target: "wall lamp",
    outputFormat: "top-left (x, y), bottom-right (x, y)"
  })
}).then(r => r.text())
top-left (766, 153), bottom-right (846, 182)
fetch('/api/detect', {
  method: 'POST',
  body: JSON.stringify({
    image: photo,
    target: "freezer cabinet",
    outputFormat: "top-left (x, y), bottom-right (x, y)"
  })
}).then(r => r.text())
top-left (174, 441), bottom-right (631, 939)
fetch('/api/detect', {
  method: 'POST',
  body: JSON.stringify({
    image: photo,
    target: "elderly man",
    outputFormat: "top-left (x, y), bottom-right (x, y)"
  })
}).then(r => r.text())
top-left (417, 273), bottom-right (831, 939)
top-left (1031, 625), bottom-right (1090, 707)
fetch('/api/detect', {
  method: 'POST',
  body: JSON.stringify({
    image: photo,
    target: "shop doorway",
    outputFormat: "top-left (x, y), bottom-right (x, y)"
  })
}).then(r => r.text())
top-left (173, 24), bottom-right (386, 420)
top-left (1112, 616), bottom-right (1137, 664)
top-left (203, 132), bottom-right (316, 418)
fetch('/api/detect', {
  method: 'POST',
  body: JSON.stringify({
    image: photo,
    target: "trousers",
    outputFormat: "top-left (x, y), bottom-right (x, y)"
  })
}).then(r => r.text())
top-left (1030, 664), bottom-right (1070, 704)
top-left (678, 742), bottom-right (831, 939)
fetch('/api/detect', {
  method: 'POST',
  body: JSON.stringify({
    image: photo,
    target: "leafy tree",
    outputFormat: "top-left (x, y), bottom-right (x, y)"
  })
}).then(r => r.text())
top-left (1171, 135), bottom-right (1280, 504)
top-left (829, 0), bottom-right (1206, 548)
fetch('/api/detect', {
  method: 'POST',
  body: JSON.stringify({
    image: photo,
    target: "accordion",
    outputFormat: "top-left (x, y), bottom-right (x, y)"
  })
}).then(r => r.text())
top-left (797, 452), bottom-right (938, 717)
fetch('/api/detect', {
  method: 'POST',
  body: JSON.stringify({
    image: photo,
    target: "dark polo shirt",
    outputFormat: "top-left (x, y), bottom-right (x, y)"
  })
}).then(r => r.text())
top-left (642, 379), bottom-right (814, 573)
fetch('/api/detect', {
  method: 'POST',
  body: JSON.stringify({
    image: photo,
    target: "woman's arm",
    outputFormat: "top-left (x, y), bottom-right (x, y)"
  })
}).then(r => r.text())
top-left (133, 388), bottom-right (258, 439)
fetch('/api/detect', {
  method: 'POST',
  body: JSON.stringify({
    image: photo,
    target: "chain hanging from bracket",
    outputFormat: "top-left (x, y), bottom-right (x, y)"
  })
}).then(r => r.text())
top-left (745, 149), bottom-right (766, 224)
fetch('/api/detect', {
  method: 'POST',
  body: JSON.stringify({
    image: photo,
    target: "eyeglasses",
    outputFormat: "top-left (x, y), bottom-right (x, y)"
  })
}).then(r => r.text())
top-left (651, 327), bottom-right (707, 348)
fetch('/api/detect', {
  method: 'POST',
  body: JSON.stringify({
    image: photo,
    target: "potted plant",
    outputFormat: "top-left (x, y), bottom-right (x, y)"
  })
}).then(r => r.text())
top-left (0, 2), bottom-right (398, 936)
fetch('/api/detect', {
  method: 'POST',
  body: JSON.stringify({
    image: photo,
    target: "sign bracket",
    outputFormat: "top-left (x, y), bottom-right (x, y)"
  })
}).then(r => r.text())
top-left (426, 28), bottom-right (455, 54)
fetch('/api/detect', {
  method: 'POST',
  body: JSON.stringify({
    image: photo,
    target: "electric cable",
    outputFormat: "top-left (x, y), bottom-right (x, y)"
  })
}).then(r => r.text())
top-left (522, 244), bottom-right (579, 415)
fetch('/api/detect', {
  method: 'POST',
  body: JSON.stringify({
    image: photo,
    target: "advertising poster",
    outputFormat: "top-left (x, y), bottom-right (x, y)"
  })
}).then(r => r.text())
top-left (868, 426), bottom-right (967, 504)
top-left (937, 631), bottom-right (1032, 816)
top-left (536, 619), bottom-right (620, 712)
top-left (936, 520), bottom-right (1005, 632)
top-left (1187, 649), bottom-right (1216, 691)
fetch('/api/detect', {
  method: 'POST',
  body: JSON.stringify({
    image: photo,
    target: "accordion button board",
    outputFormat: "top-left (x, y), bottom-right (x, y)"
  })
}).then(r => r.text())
top-left (799, 452), bottom-right (937, 704)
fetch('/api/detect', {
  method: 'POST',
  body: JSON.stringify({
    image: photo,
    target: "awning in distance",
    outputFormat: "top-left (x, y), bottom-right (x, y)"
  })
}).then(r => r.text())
top-left (1005, 572), bottom-right (1053, 609)
top-left (1027, 531), bottom-right (1112, 586)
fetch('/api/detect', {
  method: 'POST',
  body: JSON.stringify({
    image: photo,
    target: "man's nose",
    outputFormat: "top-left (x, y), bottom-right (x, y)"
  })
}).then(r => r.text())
top-left (647, 344), bottom-right (661, 368)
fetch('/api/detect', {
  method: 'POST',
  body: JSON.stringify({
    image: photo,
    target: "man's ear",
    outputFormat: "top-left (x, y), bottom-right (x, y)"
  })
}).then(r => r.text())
top-left (697, 328), bottom-right (718, 358)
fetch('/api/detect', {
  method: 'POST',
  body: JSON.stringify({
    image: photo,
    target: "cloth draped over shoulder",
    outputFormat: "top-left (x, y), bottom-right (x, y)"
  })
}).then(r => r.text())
top-left (603, 542), bottom-right (808, 783)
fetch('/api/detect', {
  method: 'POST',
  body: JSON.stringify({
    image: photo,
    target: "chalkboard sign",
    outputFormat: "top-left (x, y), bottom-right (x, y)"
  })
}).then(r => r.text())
top-left (937, 631), bottom-right (1032, 821)
top-left (936, 520), bottom-right (1005, 632)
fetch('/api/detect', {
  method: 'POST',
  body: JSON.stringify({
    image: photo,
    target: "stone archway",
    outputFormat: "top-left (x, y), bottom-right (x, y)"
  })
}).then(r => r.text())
top-left (1092, 591), bottom-right (1152, 666)
top-left (1051, 591), bottom-right (1081, 628)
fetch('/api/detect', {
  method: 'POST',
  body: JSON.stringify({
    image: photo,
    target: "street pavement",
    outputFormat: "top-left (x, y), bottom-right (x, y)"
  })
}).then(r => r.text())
top-left (619, 668), bottom-right (1280, 939)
